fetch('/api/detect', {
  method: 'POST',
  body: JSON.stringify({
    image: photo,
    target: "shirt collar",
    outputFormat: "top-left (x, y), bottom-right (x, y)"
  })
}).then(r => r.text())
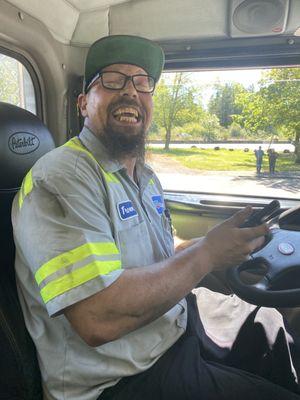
top-left (79, 126), bottom-right (123, 173)
top-left (135, 160), bottom-right (155, 190)
top-left (78, 126), bottom-right (155, 187)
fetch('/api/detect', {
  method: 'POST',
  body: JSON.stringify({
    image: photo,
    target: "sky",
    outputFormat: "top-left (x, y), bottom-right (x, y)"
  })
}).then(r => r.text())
top-left (161, 68), bottom-right (266, 107)
top-left (162, 68), bottom-right (263, 86)
top-left (193, 69), bottom-right (263, 86)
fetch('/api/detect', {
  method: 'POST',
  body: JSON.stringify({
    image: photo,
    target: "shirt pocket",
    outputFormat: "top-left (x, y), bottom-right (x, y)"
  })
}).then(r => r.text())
top-left (117, 221), bottom-right (154, 268)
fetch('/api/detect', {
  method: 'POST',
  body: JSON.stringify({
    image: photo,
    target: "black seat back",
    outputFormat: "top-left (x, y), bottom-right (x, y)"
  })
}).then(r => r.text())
top-left (0, 102), bottom-right (55, 399)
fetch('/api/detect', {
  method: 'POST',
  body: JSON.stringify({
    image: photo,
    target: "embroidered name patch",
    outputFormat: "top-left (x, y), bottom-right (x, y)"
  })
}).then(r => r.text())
top-left (117, 201), bottom-right (138, 220)
top-left (152, 195), bottom-right (164, 215)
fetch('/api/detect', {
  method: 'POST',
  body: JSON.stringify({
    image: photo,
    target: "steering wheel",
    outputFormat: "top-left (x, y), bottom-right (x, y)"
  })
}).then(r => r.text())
top-left (227, 206), bottom-right (300, 308)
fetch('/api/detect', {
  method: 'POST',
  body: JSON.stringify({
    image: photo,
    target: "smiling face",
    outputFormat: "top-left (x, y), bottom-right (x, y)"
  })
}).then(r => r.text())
top-left (78, 63), bottom-right (153, 160)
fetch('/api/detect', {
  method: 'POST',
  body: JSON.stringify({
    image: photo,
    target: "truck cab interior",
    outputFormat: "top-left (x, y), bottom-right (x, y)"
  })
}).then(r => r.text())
top-left (0, 0), bottom-right (300, 398)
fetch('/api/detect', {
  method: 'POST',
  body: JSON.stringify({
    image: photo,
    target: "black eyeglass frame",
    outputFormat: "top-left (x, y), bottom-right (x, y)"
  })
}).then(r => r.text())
top-left (86, 71), bottom-right (156, 94)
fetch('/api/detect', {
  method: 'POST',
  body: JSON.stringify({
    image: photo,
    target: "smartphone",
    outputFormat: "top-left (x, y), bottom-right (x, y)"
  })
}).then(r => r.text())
top-left (241, 200), bottom-right (281, 228)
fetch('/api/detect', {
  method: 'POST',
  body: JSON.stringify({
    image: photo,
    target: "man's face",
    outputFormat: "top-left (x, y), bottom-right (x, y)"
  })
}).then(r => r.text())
top-left (78, 63), bottom-right (153, 159)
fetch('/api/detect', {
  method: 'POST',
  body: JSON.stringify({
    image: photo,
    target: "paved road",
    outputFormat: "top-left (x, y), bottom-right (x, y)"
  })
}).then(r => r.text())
top-left (156, 171), bottom-right (300, 199)
top-left (148, 151), bottom-right (299, 199)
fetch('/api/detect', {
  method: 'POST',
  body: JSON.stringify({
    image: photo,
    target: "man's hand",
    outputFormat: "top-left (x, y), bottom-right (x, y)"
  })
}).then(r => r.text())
top-left (201, 207), bottom-right (269, 272)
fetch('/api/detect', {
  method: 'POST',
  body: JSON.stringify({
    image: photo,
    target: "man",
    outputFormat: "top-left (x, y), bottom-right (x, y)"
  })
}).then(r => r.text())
top-left (254, 146), bottom-right (264, 174)
top-left (12, 35), bottom-right (300, 400)
top-left (268, 148), bottom-right (278, 174)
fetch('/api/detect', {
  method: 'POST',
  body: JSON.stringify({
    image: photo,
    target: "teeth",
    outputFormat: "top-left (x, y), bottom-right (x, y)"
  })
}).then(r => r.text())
top-left (114, 107), bottom-right (139, 118)
top-left (119, 116), bottom-right (137, 123)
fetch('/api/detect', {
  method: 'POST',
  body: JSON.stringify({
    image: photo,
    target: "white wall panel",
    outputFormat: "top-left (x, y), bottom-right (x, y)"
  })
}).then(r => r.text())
top-left (71, 9), bottom-right (109, 45)
top-left (67, 0), bottom-right (132, 12)
top-left (7, 0), bottom-right (79, 43)
top-left (110, 0), bottom-right (228, 40)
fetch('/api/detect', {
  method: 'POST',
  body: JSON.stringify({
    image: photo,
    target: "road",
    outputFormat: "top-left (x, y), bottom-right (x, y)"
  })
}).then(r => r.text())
top-left (156, 171), bottom-right (299, 199)
top-left (148, 154), bottom-right (299, 199)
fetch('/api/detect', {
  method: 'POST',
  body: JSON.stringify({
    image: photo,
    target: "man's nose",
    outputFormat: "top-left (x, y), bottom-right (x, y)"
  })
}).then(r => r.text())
top-left (120, 78), bottom-right (137, 97)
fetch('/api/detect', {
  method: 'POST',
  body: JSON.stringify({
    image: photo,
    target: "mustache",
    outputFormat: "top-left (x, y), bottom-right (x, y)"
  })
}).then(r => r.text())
top-left (107, 98), bottom-right (145, 120)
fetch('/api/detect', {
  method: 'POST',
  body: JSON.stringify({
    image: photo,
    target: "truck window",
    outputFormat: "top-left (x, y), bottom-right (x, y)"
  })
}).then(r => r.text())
top-left (0, 53), bottom-right (36, 115)
top-left (149, 66), bottom-right (300, 200)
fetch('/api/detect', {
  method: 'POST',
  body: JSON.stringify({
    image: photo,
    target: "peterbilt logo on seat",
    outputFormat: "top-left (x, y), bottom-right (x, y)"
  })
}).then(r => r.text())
top-left (8, 132), bottom-right (40, 154)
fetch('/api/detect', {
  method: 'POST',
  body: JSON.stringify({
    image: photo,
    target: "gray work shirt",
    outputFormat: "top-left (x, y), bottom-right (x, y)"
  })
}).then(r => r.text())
top-left (12, 127), bottom-right (187, 400)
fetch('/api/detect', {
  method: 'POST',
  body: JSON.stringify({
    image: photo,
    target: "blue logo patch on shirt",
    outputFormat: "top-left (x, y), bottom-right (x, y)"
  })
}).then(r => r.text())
top-left (117, 201), bottom-right (138, 220)
top-left (152, 195), bottom-right (164, 215)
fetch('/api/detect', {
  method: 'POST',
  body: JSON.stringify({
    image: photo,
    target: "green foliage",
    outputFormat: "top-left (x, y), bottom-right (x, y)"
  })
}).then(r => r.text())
top-left (260, 68), bottom-right (300, 132)
top-left (228, 122), bottom-right (243, 138)
top-left (153, 73), bottom-right (204, 149)
top-left (235, 90), bottom-right (274, 136)
top-left (176, 122), bottom-right (200, 138)
top-left (0, 54), bottom-right (20, 105)
top-left (170, 113), bottom-right (223, 141)
top-left (208, 82), bottom-right (246, 127)
top-left (234, 67), bottom-right (300, 161)
top-left (198, 113), bottom-right (221, 141)
top-left (152, 68), bottom-right (300, 164)
top-left (148, 120), bottom-right (159, 136)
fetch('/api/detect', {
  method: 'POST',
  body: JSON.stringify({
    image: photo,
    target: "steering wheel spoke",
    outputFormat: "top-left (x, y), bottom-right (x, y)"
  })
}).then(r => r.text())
top-left (227, 227), bottom-right (300, 307)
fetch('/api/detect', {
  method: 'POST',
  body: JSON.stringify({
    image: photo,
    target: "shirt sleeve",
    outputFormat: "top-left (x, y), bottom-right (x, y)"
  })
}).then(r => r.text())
top-left (14, 150), bottom-right (123, 316)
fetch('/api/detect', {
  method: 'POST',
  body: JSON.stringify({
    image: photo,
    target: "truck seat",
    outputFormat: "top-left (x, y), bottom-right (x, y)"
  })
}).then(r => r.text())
top-left (0, 102), bottom-right (55, 399)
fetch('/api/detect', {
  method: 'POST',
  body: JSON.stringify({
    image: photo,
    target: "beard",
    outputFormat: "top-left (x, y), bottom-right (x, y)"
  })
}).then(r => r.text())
top-left (99, 99), bottom-right (147, 163)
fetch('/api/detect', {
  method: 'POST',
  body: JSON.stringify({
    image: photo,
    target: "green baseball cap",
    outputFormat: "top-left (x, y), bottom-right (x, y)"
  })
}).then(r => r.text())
top-left (84, 35), bottom-right (165, 92)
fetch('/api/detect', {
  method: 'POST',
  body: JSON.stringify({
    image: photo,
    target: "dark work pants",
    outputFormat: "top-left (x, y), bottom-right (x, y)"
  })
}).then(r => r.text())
top-left (99, 294), bottom-right (300, 400)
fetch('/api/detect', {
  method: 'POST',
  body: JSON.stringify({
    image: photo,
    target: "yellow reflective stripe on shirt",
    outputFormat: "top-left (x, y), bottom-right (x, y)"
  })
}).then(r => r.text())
top-left (149, 178), bottom-right (155, 185)
top-left (101, 169), bottom-right (119, 184)
top-left (35, 242), bottom-right (119, 285)
top-left (64, 137), bottom-right (119, 183)
top-left (40, 259), bottom-right (122, 303)
top-left (18, 169), bottom-right (33, 209)
top-left (64, 137), bottom-right (97, 163)
top-left (18, 187), bottom-right (24, 209)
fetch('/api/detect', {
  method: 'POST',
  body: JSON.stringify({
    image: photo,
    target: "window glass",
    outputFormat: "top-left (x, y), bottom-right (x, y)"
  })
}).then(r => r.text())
top-left (148, 67), bottom-right (300, 200)
top-left (0, 53), bottom-right (36, 114)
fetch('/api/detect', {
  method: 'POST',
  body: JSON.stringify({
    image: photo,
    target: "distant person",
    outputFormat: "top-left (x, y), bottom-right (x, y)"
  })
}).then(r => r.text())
top-left (254, 146), bottom-right (264, 174)
top-left (268, 148), bottom-right (278, 174)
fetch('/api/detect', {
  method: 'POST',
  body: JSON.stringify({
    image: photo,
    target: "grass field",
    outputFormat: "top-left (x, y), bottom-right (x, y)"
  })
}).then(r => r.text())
top-left (148, 147), bottom-right (300, 172)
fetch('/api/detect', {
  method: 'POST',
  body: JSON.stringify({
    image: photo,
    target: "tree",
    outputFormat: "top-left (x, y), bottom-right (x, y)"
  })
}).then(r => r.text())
top-left (153, 73), bottom-right (204, 150)
top-left (235, 68), bottom-right (300, 162)
top-left (260, 69), bottom-right (300, 161)
top-left (198, 113), bottom-right (221, 141)
top-left (234, 89), bottom-right (269, 133)
top-left (208, 82), bottom-right (245, 127)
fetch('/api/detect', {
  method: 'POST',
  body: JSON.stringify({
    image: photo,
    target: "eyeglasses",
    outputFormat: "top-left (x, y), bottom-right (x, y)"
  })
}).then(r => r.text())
top-left (87, 71), bottom-right (156, 93)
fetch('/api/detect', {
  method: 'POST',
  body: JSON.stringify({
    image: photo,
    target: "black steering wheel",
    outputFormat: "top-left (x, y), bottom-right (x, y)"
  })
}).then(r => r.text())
top-left (227, 205), bottom-right (300, 308)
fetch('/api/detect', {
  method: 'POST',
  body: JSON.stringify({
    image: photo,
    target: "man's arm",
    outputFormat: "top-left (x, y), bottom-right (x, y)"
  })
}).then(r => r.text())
top-left (64, 207), bottom-right (268, 347)
top-left (174, 236), bottom-right (202, 253)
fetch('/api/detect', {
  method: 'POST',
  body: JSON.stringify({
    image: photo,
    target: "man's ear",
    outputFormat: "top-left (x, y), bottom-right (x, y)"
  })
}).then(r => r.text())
top-left (77, 93), bottom-right (88, 117)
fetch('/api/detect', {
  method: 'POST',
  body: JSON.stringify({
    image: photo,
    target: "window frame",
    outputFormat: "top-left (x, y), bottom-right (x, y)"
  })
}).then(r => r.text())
top-left (162, 36), bottom-right (300, 72)
top-left (0, 45), bottom-right (43, 120)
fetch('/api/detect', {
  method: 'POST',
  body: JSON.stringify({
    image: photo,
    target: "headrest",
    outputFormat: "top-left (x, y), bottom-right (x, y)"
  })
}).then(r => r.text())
top-left (0, 102), bottom-right (55, 191)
